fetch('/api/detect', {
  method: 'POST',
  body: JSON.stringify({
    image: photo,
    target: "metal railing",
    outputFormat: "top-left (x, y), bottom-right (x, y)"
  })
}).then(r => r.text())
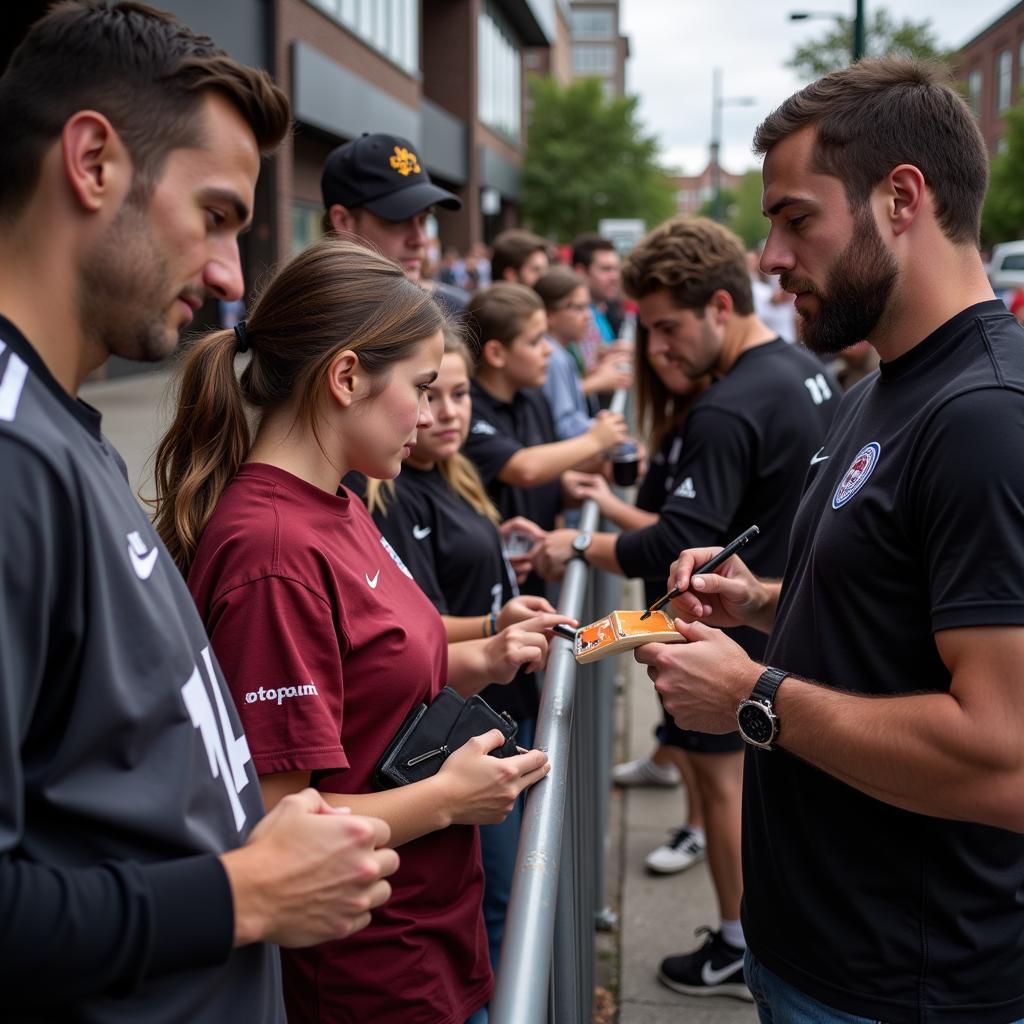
top-left (491, 391), bottom-right (628, 1024)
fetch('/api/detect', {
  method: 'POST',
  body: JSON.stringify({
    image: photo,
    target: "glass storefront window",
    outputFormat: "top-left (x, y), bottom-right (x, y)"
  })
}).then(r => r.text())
top-left (478, 3), bottom-right (521, 140)
top-left (308, 0), bottom-right (419, 75)
top-left (997, 50), bottom-right (1012, 113)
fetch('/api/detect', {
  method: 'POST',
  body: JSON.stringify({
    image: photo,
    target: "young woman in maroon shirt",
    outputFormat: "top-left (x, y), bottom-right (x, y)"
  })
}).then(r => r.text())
top-left (153, 237), bottom-right (567, 1024)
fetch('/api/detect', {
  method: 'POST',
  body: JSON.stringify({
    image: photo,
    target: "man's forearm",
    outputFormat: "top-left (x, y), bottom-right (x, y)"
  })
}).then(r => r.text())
top-left (773, 677), bottom-right (1024, 831)
top-left (1, 854), bottom-right (232, 1003)
top-left (445, 639), bottom-right (491, 695)
top-left (583, 532), bottom-right (623, 575)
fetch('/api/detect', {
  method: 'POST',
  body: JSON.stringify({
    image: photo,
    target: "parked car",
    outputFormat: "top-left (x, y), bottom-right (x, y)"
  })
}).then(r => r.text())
top-left (988, 240), bottom-right (1024, 296)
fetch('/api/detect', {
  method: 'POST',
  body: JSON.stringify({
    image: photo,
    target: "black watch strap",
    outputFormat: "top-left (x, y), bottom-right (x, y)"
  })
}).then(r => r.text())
top-left (752, 666), bottom-right (788, 704)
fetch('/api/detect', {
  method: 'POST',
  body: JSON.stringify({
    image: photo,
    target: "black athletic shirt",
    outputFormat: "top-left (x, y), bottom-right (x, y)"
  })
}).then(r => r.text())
top-left (746, 302), bottom-right (1024, 1024)
top-left (0, 318), bottom-right (282, 1023)
top-left (463, 381), bottom-right (563, 600)
top-left (617, 338), bottom-right (840, 658)
top-left (635, 430), bottom-right (687, 607)
top-left (365, 465), bottom-right (539, 721)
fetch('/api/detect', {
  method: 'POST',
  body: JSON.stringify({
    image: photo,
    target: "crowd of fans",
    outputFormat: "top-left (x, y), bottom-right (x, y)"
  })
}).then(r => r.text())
top-left (7, 5), bottom-right (1024, 1024)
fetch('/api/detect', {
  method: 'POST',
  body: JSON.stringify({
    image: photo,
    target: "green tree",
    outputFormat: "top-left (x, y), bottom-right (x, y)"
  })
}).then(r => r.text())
top-left (697, 171), bottom-right (768, 250)
top-left (787, 8), bottom-right (949, 80)
top-left (982, 100), bottom-right (1024, 245)
top-left (521, 76), bottom-right (675, 241)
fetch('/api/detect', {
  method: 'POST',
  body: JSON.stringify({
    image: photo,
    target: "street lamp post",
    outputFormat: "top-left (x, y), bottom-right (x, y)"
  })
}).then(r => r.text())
top-left (711, 68), bottom-right (756, 222)
top-left (853, 0), bottom-right (865, 62)
top-left (789, 0), bottom-right (866, 64)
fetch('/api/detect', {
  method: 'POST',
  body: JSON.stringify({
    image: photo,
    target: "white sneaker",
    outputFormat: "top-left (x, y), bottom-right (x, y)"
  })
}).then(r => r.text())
top-left (612, 756), bottom-right (681, 787)
top-left (645, 827), bottom-right (707, 874)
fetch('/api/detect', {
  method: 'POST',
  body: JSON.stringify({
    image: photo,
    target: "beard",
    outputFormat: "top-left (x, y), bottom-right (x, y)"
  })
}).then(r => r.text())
top-left (784, 207), bottom-right (898, 355)
top-left (77, 194), bottom-right (185, 364)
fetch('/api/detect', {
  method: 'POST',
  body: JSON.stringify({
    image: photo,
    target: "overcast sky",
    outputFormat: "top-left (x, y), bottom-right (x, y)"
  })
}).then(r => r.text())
top-left (620, 0), bottom-right (1015, 175)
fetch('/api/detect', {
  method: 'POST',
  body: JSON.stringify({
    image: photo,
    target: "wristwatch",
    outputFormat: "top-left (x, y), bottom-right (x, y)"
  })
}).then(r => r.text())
top-left (570, 532), bottom-right (593, 562)
top-left (736, 667), bottom-right (788, 750)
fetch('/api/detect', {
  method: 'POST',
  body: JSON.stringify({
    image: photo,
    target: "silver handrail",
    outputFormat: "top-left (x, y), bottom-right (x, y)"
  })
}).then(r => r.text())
top-left (491, 390), bottom-right (628, 1024)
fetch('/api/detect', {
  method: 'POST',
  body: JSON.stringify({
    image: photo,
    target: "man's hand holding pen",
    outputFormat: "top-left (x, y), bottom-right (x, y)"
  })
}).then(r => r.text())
top-left (634, 527), bottom-right (776, 734)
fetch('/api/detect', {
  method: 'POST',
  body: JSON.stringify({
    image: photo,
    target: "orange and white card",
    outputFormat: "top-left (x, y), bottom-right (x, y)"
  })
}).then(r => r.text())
top-left (573, 609), bottom-right (681, 664)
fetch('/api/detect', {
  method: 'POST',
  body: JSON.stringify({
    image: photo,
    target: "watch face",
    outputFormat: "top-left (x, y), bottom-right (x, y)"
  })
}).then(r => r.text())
top-left (572, 533), bottom-right (592, 553)
top-left (738, 702), bottom-right (774, 746)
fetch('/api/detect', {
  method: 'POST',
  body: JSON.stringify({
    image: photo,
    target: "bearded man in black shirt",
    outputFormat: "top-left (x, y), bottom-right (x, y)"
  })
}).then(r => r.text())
top-left (639, 58), bottom-right (1024, 1024)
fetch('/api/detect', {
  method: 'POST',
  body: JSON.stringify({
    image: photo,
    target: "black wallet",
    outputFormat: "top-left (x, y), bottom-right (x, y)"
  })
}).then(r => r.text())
top-left (374, 687), bottom-right (519, 789)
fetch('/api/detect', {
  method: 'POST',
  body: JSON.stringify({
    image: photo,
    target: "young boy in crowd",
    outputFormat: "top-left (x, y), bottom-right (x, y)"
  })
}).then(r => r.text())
top-left (462, 283), bottom-right (627, 585)
top-left (490, 230), bottom-right (551, 288)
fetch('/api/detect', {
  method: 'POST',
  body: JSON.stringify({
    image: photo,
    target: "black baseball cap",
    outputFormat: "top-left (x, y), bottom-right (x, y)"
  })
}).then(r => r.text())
top-left (321, 132), bottom-right (462, 222)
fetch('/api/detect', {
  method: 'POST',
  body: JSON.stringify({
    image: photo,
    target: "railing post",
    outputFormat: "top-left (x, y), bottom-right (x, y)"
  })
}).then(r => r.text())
top-left (491, 390), bottom-right (629, 1024)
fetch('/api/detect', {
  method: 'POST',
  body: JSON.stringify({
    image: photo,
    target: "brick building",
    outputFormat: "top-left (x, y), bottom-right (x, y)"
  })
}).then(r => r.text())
top-left (669, 162), bottom-right (746, 218)
top-left (956, 1), bottom-right (1024, 156)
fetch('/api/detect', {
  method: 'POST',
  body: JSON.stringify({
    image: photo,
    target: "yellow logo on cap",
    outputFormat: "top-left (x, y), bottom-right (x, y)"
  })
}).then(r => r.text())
top-left (389, 146), bottom-right (421, 177)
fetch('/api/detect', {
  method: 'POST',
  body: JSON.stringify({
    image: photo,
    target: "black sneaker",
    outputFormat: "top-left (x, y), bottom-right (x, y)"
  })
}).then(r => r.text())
top-left (657, 927), bottom-right (752, 1001)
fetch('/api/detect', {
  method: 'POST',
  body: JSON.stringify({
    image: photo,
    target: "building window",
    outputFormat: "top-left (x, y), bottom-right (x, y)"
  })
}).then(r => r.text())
top-left (308, 0), bottom-right (419, 75)
top-left (291, 201), bottom-right (325, 255)
top-left (601, 77), bottom-right (617, 100)
top-left (572, 44), bottom-right (615, 75)
top-left (968, 68), bottom-right (983, 116)
top-left (997, 50), bottom-right (1012, 113)
top-left (478, 2), bottom-right (521, 139)
top-left (996, 135), bottom-right (1008, 155)
top-left (571, 8), bottom-right (614, 39)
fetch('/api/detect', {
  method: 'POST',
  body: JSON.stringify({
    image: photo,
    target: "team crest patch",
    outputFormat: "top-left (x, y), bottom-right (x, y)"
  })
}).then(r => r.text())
top-left (832, 442), bottom-right (880, 509)
top-left (389, 145), bottom-right (421, 177)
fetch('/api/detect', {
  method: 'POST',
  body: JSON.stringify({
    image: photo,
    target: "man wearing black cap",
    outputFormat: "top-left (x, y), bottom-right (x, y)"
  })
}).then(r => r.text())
top-left (322, 132), bottom-right (470, 315)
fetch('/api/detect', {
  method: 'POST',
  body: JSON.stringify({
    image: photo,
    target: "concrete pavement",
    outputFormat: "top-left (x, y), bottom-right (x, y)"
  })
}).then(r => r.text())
top-left (611, 648), bottom-right (757, 1024)
top-left (82, 367), bottom-right (175, 503)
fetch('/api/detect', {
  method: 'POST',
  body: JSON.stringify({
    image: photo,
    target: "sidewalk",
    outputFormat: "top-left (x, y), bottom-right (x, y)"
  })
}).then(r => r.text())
top-left (611, 653), bottom-right (757, 1024)
top-left (82, 368), bottom-right (174, 501)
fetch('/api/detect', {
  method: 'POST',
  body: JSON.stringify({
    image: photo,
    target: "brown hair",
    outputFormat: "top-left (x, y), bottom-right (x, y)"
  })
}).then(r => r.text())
top-left (634, 323), bottom-right (710, 450)
top-left (532, 266), bottom-right (586, 312)
top-left (622, 217), bottom-right (754, 316)
top-left (0, 1), bottom-right (290, 218)
top-left (152, 237), bottom-right (444, 575)
top-left (571, 233), bottom-right (616, 270)
top-left (753, 57), bottom-right (988, 245)
top-left (367, 326), bottom-right (500, 525)
top-left (465, 282), bottom-right (544, 349)
top-left (491, 229), bottom-right (548, 280)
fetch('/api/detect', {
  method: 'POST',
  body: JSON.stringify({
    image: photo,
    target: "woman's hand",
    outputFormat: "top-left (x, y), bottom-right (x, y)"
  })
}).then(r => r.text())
top-left (497, 594), bottom-right (556, 631)
top-left (499, 516), bottom-right (548, 583)
top-left (484, 612), bottom-right (574, 681)
top-left (438, 731), bottom-right (550, 825)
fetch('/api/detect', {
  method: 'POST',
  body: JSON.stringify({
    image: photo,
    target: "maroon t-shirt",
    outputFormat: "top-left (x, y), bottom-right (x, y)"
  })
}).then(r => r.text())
top-left (188, 464), bottom-right (492, 1024)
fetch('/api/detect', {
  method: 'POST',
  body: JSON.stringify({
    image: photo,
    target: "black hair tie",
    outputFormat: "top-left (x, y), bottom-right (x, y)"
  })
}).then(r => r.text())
top-left (233, 319), bottom-right (249, 353)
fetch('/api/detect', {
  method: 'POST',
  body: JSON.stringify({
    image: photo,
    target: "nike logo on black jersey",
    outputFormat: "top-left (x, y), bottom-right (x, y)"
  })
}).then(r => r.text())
top-left (365, 570), bottom-right (381, 589)
top-left (471, 420), bottom-right (497, 435)
top-left (413, 525), bottom-right (432, 540)
top-left (127, 531), bottom-right (159, 580)
top-left (810, 448), bottom-right (830, 465)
